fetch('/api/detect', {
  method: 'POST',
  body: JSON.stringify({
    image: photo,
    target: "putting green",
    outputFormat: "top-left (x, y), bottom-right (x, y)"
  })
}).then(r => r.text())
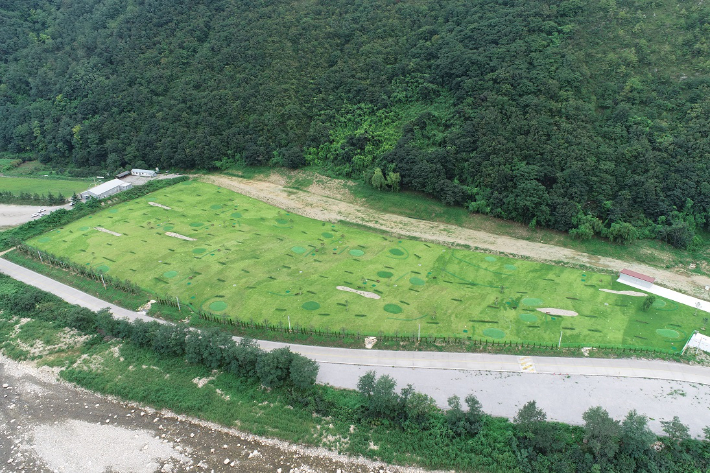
top-left (37, 237), bottom-right (51, 243)
top-left (209, 301), bottom-right (228, 311)
top-left (377, 271), bottom-right (394, 278)
top-left (210, 204), bottom-right (223, 210)
top-left (656, 329), bottom-right (680, 339)
top-left (190, 222), bottom-right (204, 227)
top-left (95, 265), bottom-right (110, 273)
top-left (505, 264), bottom-right (517, 271)
top-left (163, 225), bottom-right (174, 231)
top-left (349, 249), bottom-right (365, 257)
top-left (384, 304), bottom-right (403, 314)
top-left (79, 226), bottom-right (90, 231)
top-left (322, 232), bottom-right (333, 238)
top-left (302, 301), bottom-right (320, 310)
top-left (519, 313), bottom-right (538, 322)
top-left (192, 248), bottom-right (207, 254)
top-left (163, 270), bottom-right (178, 278)
top-left (522, 298), bottom-right (543, 306)
top-left (389, 248), bottom-right (404, 256)
top-left (483, 328), bottom-right (505, 339)
top-left (409, 277), bottom-right (426, 286)
top-left (231, 213), bottom-right (242, 218)
top-left (485, 256), bottom-right (497, 262)
top-left (291, 246), bottom-right (307, 254)
top-left (652, 299), bottom-right (666, 308)
top-left (108, 209), bottom-right (118, 213)
top-left (276, 218), bottom-right (289, 225)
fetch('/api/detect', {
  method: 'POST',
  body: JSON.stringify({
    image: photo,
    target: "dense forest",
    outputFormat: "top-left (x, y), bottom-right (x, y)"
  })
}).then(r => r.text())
top-left (2, 0), bottom-right (710, 247)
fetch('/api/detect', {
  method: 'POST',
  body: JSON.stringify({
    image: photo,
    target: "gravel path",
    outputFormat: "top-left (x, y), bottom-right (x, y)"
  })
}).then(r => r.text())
top-left (202, 175), bottom-right (710, 299)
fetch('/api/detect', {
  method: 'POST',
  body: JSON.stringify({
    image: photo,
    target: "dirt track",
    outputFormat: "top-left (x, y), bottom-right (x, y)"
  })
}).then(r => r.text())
top-left (201, 174), bottom-right (710, 298)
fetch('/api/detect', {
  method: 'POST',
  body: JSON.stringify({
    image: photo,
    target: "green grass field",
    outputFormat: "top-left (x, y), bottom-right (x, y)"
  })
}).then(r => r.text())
top-left (0, 176), bottom-right (90, 196)
top-left (26, 180), bottom-right (702, 351)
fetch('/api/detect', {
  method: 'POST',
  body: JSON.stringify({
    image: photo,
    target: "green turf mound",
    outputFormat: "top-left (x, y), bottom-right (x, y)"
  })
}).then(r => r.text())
top-left (522, 297), bottom-right (543, 306)
top-left (192, 248), bottom-right (207, 254)
top-left (485, 256), bottom-right (497, 262)
top-left (409, 277), bottom-right (426, 286)
top-left (504, 264), bottom-right (517, 271)
top-left (210, 204), bottom-right (223, 209)
top-left (37, 237), bottom-right (51, 243)
top-left (190, 222), bottom-right (204, 227)
top-left (349, 249), bottom-right (365, 257)
top-left (652, 299), bottom-right (666, 308)
top-left (276, 218), bottom-right (289, 225)
top-left (519, 313), bottom-right (538, 322)
top-left (95, 265), bottom-right (110, 273)
top-left (291, 246), bottom-right (307, 254)
top-left (163, 270), bottom-right (178, 278)
top-left (656, 328), bottom-right (680, 339)
top-left (108, 209), bottom-right (118, 213)
top-left (79, 226), bottom-right (90, 231)
top-left (302, 301), bottom-right (320, 310)
top-left (209, 301), bottom-right (228, 311)
top-left (322, 232), bottom-right (333, 238)
top-left (483, 328), bottom-right (505, 339)
top-left (384, 304), bottom-right (403, 314)
top-left (163, 225), bottom-right (174, 231)
top-left (389, 248), bottom-right (404, 256)
top-left (230, 212), bottom-right (242, 218)
top-left (377, 271), bottom-right (394, 278)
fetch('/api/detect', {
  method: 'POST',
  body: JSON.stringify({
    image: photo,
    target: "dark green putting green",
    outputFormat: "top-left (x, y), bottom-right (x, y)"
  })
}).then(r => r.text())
top-left (192, 248), bottom-right (207, 254)
top-left (519, 313), bottom-right (538, 322)
top-left (291, 246), bottom-right (307, 254)
top-left (377, 271), bottom-right (394, 278)
top-left (163, 225), bottom-right (174, 231)
top-left (389, 248), bottom-right (405, 256)
top-left (163, 270), bottom-right (178, 278)
top-left (522, 297), bottom-right (543, 306)
top-left (302, 301), bottom-right (320, 310)
top-left (483, 328), bottom-right (505, 339)
top-left (230, 212), bottom-right (242, 218)
top-left (210, 204), bottom-right (223, 210)
top-left (409, 277), bottom-right (426, 286)
top-left (276, 218), bottom-right (289, 225)
top-left (652, 299), bottom-right (667, 308)
top-left (95, 265), bottom-right (110, 273)
top-left (349, 249), bottom-right (365, 257)
top-left (504, 264), bottom-right (517, 271)
top-left (79, 226), bottom-right (90, 231)
top-left (656, 329), bottom-right (680, 339)
top-left (485, 256), bottom-right (497, 262)
top-left (190, 222), bottom-right (204, 227)
top-left (209, 301), bottom-right (228, 311)
top-left (384, 304), bottom-right (403, 314)
top-left (37, 237), bottom-right (51, 243)
top-left (322, 232), bottom-right (333, 238)
top-left (108, 209), bottom-right (118, 213)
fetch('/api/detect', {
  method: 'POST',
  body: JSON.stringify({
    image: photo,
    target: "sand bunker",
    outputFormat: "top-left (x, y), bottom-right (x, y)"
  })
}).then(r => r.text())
top-left (600, 289), bottom-right (647, 297)
top-left (31, 419), bottom-right (191, 473)
top-left (336, 286), bottom-right (381, 299)
top-left (94, 227), bottom-right (121, 236)
top-left (165, 232), bottom-right (196, 241)
top-left (148, 202), bottom-right (171, 210)
top-left (537, 308), bottom-right (578, 317)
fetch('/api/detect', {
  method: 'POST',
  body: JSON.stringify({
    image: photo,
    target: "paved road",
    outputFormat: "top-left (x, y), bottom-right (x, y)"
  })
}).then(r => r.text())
top-left (3, 257), bottom-right (710, 435)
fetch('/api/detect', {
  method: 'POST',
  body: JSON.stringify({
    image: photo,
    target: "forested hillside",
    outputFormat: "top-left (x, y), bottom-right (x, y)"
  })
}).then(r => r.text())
top-left (2, 0), bottom-right (710, 247)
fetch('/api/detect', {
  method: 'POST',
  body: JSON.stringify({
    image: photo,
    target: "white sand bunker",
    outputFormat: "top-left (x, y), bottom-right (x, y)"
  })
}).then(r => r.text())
top-left (600, 288), bottom-right (647, 297)
top-left (32, 419), bottom-right (191, 473)
top-left (148, 202), bottom-right (171, 210)
top-left (537, 308), bottom-right (578, 317)
top-left (94, 227), bottom-right (121, 236)
top-left (336, 286), bottom-right (381, 299)
top-left (165, 232), bottom-right (196, 241)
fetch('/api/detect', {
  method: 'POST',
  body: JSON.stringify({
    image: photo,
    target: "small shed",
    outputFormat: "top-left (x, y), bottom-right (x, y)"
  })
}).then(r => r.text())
top-left (81, 179), bottom-right (132, 200)
top-left (131, 169), bottom-right (156, 177)
top-left (116, 171), bottom-right (131, 178)
top-left (618, 269), bottom-right (655, 289)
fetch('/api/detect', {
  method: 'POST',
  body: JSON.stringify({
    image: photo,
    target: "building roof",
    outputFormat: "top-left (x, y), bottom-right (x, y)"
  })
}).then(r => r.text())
top-left (85, 179), bottom-right (129, 196)
top-left (620, 269), bottom-right (655, 283)
top-left (131, 168), bottom-right (155, 174)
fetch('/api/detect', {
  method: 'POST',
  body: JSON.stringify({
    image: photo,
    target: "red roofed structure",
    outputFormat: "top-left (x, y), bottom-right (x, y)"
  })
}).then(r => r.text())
top-left (620, 269), bottom-right (655, 284)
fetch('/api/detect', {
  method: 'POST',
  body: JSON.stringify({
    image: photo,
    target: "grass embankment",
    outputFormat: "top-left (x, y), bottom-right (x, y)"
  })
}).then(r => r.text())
top-left (24, 180), bottom-right (703, 352)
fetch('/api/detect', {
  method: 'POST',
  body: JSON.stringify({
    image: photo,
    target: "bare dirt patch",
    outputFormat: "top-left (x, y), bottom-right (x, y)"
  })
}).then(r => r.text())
top-left (0, 204), bottom-right (70, 230)
top-left (336, 286), bottom-right (380, 299)
top-left (148, 201), bottom-right (171, 210)
top-left (600, 289), bottom-right (647, 297)
top-left (536, 308), bottom-right (578, 317)
top-left (201, 174), bottom-right (710, 299)
top-left (95, 226), bottom-right (122, 237)
top-left (165, 232), bottom-right (196, 241)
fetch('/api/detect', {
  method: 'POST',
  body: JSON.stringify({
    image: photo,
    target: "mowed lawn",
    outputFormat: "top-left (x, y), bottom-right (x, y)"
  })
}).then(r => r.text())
top-left (0, 176), bottom-right (90, 196)
top-left (26, 180), bottom-right (701, 351)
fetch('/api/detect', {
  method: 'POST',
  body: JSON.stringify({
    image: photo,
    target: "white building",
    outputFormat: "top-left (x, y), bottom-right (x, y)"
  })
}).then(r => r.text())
top-left (131, 169), bottom-right (156, 177)
top-left (81, 179), bottom-right (132, 200)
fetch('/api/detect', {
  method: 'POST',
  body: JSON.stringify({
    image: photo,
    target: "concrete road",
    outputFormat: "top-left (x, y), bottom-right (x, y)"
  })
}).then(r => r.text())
top-left (2, 256), bottom-right (710, 435)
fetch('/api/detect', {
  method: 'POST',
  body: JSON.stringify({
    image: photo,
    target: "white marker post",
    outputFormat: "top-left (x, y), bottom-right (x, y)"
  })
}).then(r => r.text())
top-left (176, 296), bottom-right (181, 311)
top-left (288, 315), bottom-right (291, 332)
top-left (558, 330), bottom-right (563, 348)
top-left (100, 273), bottom-right (106, 289)
top-left (418, 324), bottom-right (421, 342)
top-left (37, 251), bottom-right (43, 263)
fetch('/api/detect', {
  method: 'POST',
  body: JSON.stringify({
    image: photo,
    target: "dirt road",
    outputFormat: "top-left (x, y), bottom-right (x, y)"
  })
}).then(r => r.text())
top-left (0, 354), bottom-right (429, 473)
top-left (202, 174), bottom-right (710, 298)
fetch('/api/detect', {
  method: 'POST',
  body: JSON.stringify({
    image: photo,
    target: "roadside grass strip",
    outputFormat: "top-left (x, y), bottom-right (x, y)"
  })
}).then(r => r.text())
top-left (24, 181), bottom-right (702, 350)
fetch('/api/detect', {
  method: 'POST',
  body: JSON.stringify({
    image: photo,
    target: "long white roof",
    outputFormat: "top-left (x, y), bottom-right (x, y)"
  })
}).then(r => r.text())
top-left (85, 179), bottom-right (128, 195)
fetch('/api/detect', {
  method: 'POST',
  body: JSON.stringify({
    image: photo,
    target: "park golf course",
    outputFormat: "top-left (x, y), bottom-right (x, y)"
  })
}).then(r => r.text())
top-left (25, 180), bottom-right (702, 352)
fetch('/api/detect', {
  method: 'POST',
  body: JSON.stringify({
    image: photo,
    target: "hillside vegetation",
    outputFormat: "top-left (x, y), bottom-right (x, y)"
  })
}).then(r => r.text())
top-left (2, 0), bottom-right (710, 247)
